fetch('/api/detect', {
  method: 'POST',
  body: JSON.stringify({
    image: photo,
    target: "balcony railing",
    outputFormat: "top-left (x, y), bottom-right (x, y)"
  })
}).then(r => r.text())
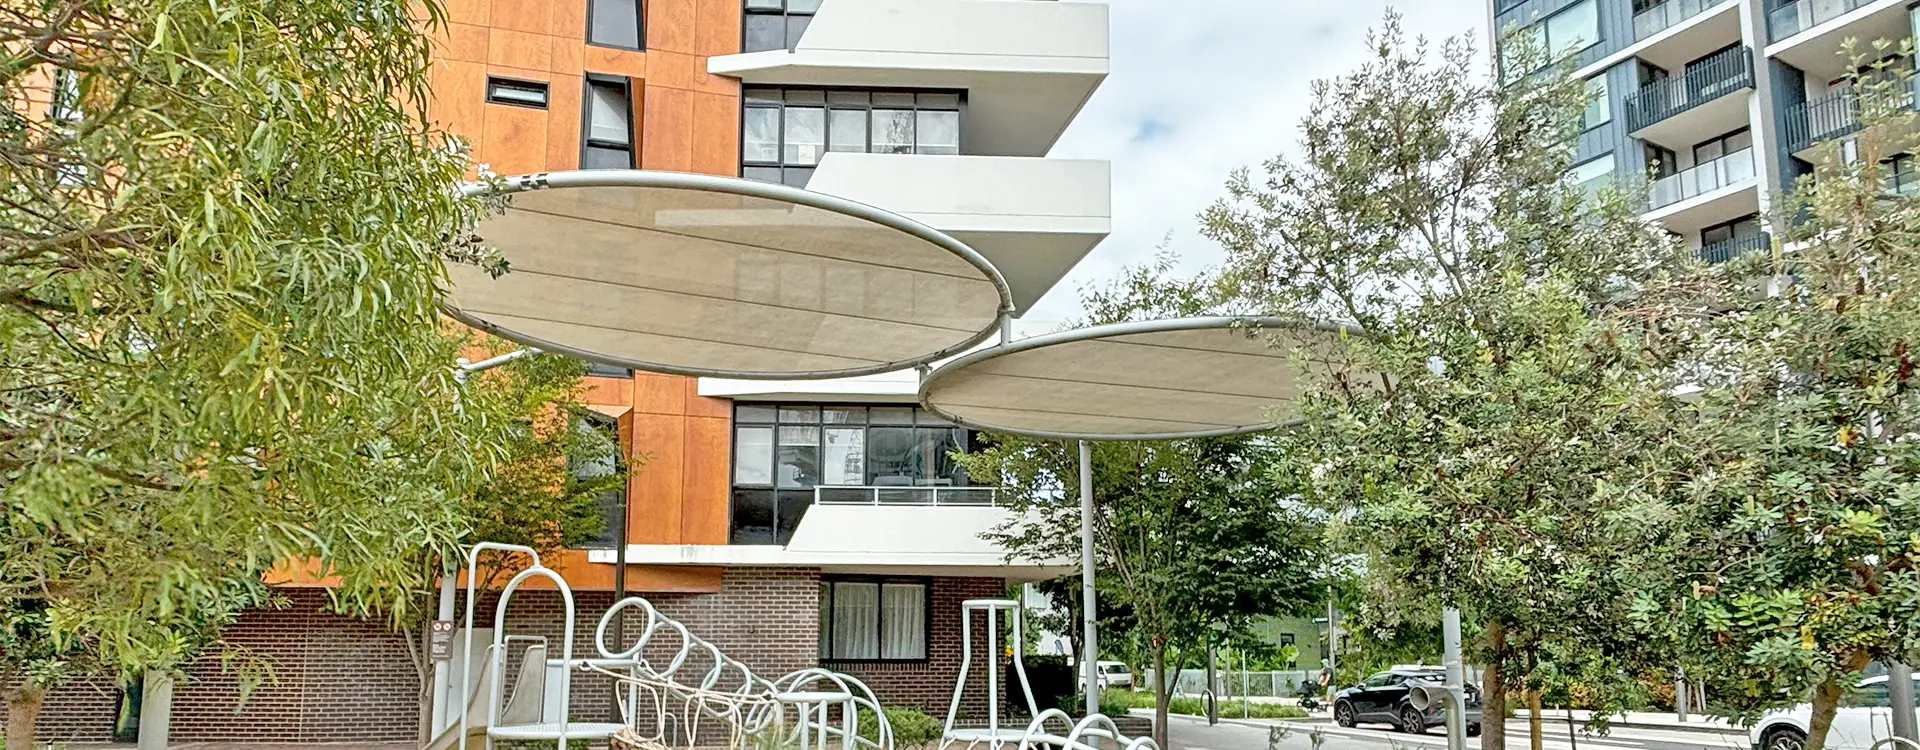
top-left (1783, 76), bottom-right (1918, 152)
top-left (814, 486), bottom-right (1001, 507)
top-left (1768, 0), bottom-right (1875, 43)
top-left (1625, 46), bottom-right (1754, 132)
top-left (1698, 232), bottom-right (1771, 263)
top-left (1650, 148), bottom-right (1756, 209)
top-left (1635, 0), bottom-right (1730, 41)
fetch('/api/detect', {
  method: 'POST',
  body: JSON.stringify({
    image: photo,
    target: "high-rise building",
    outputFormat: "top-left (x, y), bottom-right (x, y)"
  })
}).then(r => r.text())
top-left (1489, 0), bottom-right (1919, 262)
top-left (30, 0), bottom-right (1111, 743)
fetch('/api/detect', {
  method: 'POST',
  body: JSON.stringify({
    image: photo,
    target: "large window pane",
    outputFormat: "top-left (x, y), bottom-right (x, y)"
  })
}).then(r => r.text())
top-left (831, 582), bottom-right (880, 660)
top-left (917, 427), bottom-right (963, 485)
top-left (1545, 0), bottom-right (1598, 54)
top-left (870, 407), bottom-right (914, 425)
top-left (824, 427), bottom-right (866, 485)
top-left (872, 110), bottom-right (914, 154)
top-left (744, 14), bottom-right (785, 53)
top-left (1570, 153), bottom-right (1615, 190)
top-left (784, 107), bottom-right (825, 165)
top-left (779, 406), bottom-right (821, 423)
top-left (881, 584), bottom-right (926, 659)
top-left (588, 0), bottom-right (641, 49)
top-left (829, 109), bottom-right (867, 153)
top-left (915, 110), bottom-right (960, 155)
top-left (737, 404), bottom-right (778, 423)
top-left (735, 426), bottom-right (774, 485)
top-left (744, 107), bottom-right (781, 163)
top-left (867, 427), bottom-right (919, 485)
top-left (776, 425), bottom-right (820, 488)
top-left (776, 490), bottom-right (814, 544)
top-left (583, 145), bottom-right (631, 169)
top-left (786, 15), bottom-right (812, 48)
top-left (1582, 76), bottom-right (1609, 130)
top-left (730, 490), bottom-right (775, 545)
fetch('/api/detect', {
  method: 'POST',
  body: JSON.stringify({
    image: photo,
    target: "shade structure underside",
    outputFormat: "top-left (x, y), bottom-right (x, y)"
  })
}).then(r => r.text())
top-left (445, 172), bottom-right (1011, 379)
top-left (919, 317), bottom-right (1358, 440)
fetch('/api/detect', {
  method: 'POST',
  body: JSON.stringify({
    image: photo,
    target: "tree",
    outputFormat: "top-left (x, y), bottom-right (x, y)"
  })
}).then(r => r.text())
top-left (0, 0), bottom-right (510, 745)
top-left (1202, 15), bottom-right (1687, 750)
top-left (957, 259), bottom-right (1328, 749)
top-left (1618, 47), bottom-right (1920, 750)
top-left (327, 335), bottom-right (628, 742)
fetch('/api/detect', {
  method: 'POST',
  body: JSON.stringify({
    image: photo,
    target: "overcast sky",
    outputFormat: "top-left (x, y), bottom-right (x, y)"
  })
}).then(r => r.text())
top-left (1028, 0), bottom-right (1490, 320)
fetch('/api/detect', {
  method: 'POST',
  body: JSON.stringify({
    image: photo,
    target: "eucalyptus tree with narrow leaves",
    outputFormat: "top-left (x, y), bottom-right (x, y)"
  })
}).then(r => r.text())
top-left (1617, 51), bottom-right (1920, 750)
top-left (1202, 15), bottom-right (1687, 750)
top-left (0, 0), bottom-right (517, 745)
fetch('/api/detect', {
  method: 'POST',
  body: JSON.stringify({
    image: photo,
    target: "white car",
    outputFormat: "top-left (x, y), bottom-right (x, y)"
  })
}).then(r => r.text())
top-left (1097, 661), bottom-right (1133, 690)
top-left (1751, 675), bottom-right (1920, 750)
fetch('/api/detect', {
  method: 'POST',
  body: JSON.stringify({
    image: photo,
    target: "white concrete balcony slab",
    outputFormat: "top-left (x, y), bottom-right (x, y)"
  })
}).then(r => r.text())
top-left (709, 0), bottom-right (1109, 157)
top-left (595, 505), bottom-right (1070, 579)
top-left (803, 152), bottom-right (1111, 314)
top-left (1767, 0), bottom-right (1910, 82)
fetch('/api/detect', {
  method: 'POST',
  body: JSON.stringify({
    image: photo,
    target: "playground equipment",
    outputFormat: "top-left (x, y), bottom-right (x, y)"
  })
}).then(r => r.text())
top-left (429, 543), bottom-right (1158, 750)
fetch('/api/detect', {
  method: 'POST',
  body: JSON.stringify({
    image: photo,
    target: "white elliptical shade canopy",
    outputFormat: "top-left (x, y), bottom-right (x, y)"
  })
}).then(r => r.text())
top-left (918, 316), bottom-right (1361, 440)
top-left (444, 170), bottom-right (1014, 379)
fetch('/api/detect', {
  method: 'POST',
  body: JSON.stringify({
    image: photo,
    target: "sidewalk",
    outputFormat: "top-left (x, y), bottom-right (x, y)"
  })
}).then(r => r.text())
top-left (1513, 709), bottom-right (1742, 734)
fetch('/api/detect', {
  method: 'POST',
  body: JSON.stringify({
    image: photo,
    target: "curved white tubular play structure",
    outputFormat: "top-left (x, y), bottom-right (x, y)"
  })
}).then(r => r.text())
top-left (442, 544), bottom-right (1156, 750)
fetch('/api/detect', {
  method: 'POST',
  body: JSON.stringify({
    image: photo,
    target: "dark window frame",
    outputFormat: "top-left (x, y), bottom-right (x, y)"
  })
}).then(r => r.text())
top-left (739, 86), bottom-right (967, 185)
top-left (486, 76), bottom-right (551, 109)
top-left (1700, 213), bottom-right (1762, 247)
top-left (587, 0), bottom-right (646, 51)
top-left (581, 73), bottom-right (637, 169)
top-left (818, 575), bottom-right (933, 664)
top-left (1691, 126), bottom-right (1751, 165)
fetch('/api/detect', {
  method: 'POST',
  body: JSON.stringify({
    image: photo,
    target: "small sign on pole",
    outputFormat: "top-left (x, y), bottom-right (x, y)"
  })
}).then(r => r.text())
top-left (429, 620), bottom-right (456, 662)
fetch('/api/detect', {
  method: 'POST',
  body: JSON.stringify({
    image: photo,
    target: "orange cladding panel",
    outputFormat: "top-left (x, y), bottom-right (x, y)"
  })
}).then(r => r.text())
top-left (630, 413), bottom-right (688, 544)
top-left (681, 415), bottom-right (732, 545)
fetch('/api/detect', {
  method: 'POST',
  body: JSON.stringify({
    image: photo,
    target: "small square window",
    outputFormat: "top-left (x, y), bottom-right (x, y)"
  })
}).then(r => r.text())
top-left (587, 0), bottom-right (643, 50)
top-left (486, 77), bottom-right (549, 108)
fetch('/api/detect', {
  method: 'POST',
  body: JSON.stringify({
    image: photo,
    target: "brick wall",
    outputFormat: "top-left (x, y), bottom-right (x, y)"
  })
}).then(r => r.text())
top-left (27, 569), bottom-right (1014, 742)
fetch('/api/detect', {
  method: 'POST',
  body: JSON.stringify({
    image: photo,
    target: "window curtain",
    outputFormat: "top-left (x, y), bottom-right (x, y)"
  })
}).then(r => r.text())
top-left (881, 583), bottom-right (926, 659)
top-left (832, 582), bottom-right (880, 660)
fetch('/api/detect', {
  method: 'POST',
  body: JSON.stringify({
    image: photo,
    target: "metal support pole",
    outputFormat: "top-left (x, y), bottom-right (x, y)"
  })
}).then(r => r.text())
top-left (429, 571), bottom-right (456, 733)
top-left (1890, 662), bottom-right (1917, 744)
top-left (137, 671), bottom-right (172, 750)
top-left (1206, 644), bottom-right (1219, 725)
top-left (1079, 440), bottom-right (1100, 716)
top-left (1324, 593), bottom-right (1338, 707)
top-left (1443, 608), bottom-right (1466, 750)
top-left (1675, 669), bottom-right (1689, 723)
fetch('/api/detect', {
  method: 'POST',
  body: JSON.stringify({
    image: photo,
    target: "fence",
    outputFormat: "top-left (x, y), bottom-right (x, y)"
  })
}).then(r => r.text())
top-left (1141, 667), bottom-right (1488, 700)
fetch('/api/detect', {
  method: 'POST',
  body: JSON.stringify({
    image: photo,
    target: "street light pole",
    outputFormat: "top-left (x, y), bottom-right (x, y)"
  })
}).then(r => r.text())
top-left (1080, 440), bottom-right (1100, 716)
top-left (1443, 607), bottom-right (1467, 750)
top-left (1890, 662), bottom-right (1917, 744)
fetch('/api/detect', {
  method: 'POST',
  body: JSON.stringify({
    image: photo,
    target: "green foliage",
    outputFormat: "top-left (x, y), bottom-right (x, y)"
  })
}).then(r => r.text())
top-left (1617, 41), bottom-right (1920, 747)
top-left (859, 706), bottom-right (943, 748)
top-left (1058, 689), bottom-right (1141, 717)
top-left (1201, 12), bottom-right (1688, 748)
top-left (0, 0), bottom-right (528, 737)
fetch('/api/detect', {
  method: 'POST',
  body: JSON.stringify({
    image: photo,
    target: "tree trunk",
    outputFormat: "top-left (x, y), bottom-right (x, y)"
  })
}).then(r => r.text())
top-left (1481, 623), bottom-right (1506, 750)
top-left (1527, 688), bottom-right (1544, 750)
top-left (5, 685), bottom-right (45, 750)
top-left (1805, 675), bottom-right (1847, 750)
top-left (1153, 637), bottom-right (1170, 750)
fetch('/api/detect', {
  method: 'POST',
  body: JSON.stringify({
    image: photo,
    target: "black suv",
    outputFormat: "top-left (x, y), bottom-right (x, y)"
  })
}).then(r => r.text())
top-left (1332, 668), bottom-right (1484, 735)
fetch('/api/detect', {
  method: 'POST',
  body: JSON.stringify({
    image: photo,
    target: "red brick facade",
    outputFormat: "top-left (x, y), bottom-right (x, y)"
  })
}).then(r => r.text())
top-left (28, 568), bottom-right (1011, 743)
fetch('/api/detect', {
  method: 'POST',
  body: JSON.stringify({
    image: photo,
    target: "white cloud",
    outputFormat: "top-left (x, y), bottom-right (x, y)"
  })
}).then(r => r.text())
top-left (1031, 0), bottom-right (1491, 319)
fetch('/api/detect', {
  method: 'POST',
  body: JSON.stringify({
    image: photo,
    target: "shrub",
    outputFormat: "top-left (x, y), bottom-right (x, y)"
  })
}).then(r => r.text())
top-left (859, 706), bottom-right (944, 748)
top-left (1054, 688), bottom-right (1142, 717)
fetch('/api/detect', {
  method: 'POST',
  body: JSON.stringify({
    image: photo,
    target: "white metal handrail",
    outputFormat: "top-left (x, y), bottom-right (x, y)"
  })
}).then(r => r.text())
top-left (813, 485), bottom-right (1001, 506)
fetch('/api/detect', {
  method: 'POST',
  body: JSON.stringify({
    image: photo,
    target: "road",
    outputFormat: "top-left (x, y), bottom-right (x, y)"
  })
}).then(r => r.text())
top-left (1162, 714), bottom-right (1752, 750)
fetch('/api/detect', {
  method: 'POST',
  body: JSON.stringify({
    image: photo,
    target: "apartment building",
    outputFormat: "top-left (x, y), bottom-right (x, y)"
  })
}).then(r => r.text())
top-left (1490, 0), bottom-right (1919, 262)
top-left (29, 0), bottom-right (1111, 743)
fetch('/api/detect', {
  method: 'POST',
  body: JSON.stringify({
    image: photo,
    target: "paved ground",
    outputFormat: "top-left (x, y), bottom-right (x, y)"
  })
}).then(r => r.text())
top-left (1163, 714), bottom-right (1752, 750)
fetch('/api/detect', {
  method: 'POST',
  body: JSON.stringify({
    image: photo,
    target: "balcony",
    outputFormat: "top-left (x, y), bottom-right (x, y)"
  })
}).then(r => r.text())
top-left (1651, 148), bottom-right (1755, 210)
top-left (709, 0), bottom-right (1109, 158)
top-left (1626, 46), bottom-right (1754, 148)
top-left (814, 485), bottom-right (1000, 506)
top-left (1783, 76), bottom-right (1917, 156)
top-left (1698, 232), bottom-right (1771, 263)
top-left (1767, 0), bottom-right (1911, 81)
top-left (1635, 0), bottom-right (1730, 41)
top-left (803, 152), bottom-right (1111, 312)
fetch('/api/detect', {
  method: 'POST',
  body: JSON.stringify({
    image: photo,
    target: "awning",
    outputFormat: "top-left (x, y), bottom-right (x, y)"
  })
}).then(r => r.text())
top-left (445, 170), bottom-right (1013, 380)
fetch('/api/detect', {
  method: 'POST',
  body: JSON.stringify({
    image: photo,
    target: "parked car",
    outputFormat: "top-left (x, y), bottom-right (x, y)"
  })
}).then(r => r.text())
top-left (1097, 661), bottom-right (1133, 690)
top-left (1751, 675), bottom-right (1920, 750)
top-left (1333, 667), bottom-right (1483, 736)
